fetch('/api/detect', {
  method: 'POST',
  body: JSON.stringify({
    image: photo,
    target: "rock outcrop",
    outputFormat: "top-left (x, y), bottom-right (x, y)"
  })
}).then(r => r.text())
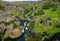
top-left (0, 13), bottom-right (15, 22)
top-left (0, 23), bottom-right (6, 32)
top-left (0, 13), bottom-right (22, 39)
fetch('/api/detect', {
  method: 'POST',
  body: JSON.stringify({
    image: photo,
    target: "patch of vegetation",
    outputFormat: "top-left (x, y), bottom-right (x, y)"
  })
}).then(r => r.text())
top-left (0, 4), bottom-right (4, 10)
top-left (7, 9), bottom-right (21, 16)
top-left (0, 1), bottom-right (60, 41)
top-left (32, 2), bottom-right (60, 35)
top-left (42, 3), bottom-right (57, 10)
top-left (34, 9), bottom-right (45, 16)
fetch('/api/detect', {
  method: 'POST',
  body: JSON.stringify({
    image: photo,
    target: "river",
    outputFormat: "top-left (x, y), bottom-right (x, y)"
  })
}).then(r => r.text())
top-left (16, 15), bottom-right (33, 41)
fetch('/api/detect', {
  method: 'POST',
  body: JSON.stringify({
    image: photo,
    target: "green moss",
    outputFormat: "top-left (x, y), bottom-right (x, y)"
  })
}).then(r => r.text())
top-left (0, 4), bottom-right (4, 10)
top-left (7, 9), bottom-right (21, 16)
top-left (32, 2), bottom-right (60, 35)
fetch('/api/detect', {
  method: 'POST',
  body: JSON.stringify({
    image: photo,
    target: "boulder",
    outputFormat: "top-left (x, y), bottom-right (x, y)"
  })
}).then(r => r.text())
top-left (9, 28), bottom-right (22, 39)
top-left (0, 23), bottom-right (6, 32)
top-left (6, 14), bottom-right (15, 22)
top-left (7, 24), bottom-right (14, 30)
top-left (0, 13), bottom-right (6, 22)
top-left (0, 13), bottom-right (15, 22)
